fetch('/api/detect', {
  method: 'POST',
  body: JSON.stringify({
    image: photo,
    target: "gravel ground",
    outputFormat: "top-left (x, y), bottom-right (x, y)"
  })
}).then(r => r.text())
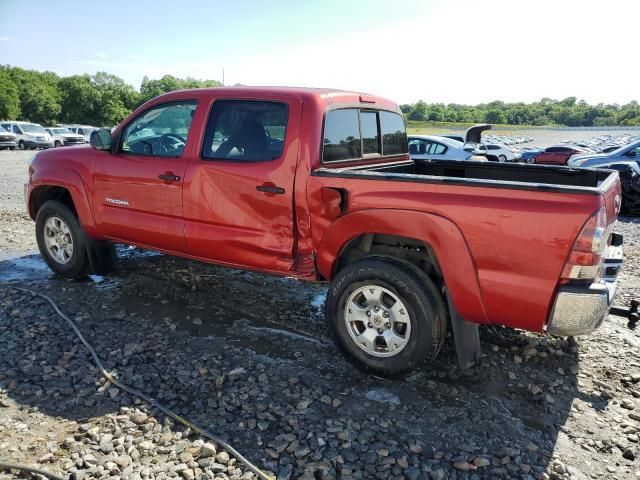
top-left (1, 149), bottom-right (639, 480)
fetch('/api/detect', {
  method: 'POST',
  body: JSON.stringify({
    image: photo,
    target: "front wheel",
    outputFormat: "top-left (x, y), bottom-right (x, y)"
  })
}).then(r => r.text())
top-left (36, 200), bottom-right (91, 279)
top-left (326, 257), bottom-right (447, 378)
top-left (54, 140), bottom-right (62, 148)
top-left (18, 140), bottom-right (26, 150)
top-left (498, 155), bottom-right (507, 163)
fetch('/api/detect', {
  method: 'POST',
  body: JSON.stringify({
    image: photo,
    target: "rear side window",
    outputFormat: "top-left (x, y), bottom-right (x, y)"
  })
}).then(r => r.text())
top-left (202, 100), bottom-right (288, 161)
top-left (429, 142), bottom-right (447, 155)
top-left (380, 111), bottom-right (408, 156)
top-left (322, 108), bottom-right (406, 163)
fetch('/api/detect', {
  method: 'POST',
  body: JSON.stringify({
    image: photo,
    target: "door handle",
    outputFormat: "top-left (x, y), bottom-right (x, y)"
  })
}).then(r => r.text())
top-left (256, 185), bottom-right (285, 195)
top-left (158, 173), bottom-right (181, 182)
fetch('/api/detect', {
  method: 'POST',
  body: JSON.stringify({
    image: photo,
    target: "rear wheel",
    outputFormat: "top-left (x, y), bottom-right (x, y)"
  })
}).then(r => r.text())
top-left (326, 257), bottom-right (447, 378)
top-left (36, 200), bottom-right (91, 279)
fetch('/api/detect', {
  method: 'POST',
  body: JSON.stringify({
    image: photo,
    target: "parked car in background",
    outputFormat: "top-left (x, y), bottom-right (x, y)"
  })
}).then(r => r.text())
top-left (0, 121), bottom-right (53, 150)
top-left (440, 134), bottom-right (465, 143)
top-left (45, 127), bottom-right (85, 148)
top-left (0, 125), bottom-right (17, 150)
top-left (408, 135), bottom-right (485, 161)
top-left (60, 125), bottom-right (98, 142)
top-left (575, 160), bottom-right (640, 213)
top-left (519, 147), bottom-right (543, 164)
top-left (478, 143), bottom-right (517, 162)
top-left (532, 145), bottom-right (593, 165)
top-left (568, 140), bottom-right (640, 168)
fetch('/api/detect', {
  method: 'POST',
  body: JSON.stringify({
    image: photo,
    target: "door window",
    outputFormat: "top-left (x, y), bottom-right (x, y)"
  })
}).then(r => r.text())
top-left (202, 100), bottom-right (288, 161)
top-left (13, 125), bottom-right (21, 134)
top-left (120, 101), bottom-right (197, 157)
top-left (408, 138), bottom-right (429, 155)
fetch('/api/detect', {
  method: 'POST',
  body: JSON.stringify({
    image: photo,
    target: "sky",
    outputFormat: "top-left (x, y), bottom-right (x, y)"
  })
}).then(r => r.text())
top-left (0, 0), bottom-right (638, 105)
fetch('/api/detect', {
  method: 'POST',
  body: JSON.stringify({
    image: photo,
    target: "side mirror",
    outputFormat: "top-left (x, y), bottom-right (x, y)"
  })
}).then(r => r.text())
top-left (626, 150), bottom-right (637, 157)
top-left (462, 142), bottom-right (476, 152)
top-left (90, 128), bottom-right (112, 151)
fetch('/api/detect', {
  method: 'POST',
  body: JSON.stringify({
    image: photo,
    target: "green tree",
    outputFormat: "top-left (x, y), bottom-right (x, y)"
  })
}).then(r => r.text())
top-left (0, 70), bottom-right (20, 119)
top-left (484, 109), bottom-right (506, 124)
top-left (408, 100), bottom-right (428, 121)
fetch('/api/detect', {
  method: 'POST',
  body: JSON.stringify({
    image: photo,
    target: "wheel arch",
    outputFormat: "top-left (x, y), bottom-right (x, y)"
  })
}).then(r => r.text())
top-left (28, 169), bottom-right (97, 236)
top-left (316, 209), bottom-right (488, 325)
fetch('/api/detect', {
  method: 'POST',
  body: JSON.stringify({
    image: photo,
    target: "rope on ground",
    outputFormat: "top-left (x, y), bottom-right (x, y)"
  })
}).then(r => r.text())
top-left (0, 283), bottom-right (276, 480)
top-left (0, 462), bottom-right (65, 480)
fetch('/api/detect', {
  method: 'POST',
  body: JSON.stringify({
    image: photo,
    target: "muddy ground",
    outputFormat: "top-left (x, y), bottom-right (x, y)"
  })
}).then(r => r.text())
top-left (1, 149), bottom-right (639, 480)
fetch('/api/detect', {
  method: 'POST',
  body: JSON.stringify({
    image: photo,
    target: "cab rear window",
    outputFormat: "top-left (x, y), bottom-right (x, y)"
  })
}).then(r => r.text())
top-left (322, 109), bottom-right (407, 163)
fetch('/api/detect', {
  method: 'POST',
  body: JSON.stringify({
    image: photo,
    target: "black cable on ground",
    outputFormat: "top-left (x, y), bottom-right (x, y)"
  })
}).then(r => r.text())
top-left (0, 283), bottom-right (275, 480)
top-left (0, 462), bottom-right (65, 480)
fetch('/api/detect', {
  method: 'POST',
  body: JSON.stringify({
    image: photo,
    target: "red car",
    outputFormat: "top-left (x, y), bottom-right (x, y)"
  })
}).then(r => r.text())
top-left (533, 145), bottom-right (593, 165)
top-left (25, 87), bottom-right (623, 377)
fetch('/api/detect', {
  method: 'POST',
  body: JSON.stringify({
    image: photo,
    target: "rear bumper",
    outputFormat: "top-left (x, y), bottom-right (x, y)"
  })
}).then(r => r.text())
top-left (546, 238), bottom-right (623, 336)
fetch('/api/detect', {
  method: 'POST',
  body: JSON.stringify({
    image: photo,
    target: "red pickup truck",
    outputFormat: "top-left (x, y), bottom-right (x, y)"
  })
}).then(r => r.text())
top-left (26, 87), bottom-right (624, 377)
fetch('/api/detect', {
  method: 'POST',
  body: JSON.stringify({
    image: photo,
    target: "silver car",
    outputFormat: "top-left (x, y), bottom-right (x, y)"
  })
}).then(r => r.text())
top-left (0, 125), bottom-right (17, 150)
top-left (45, 127), bottom-right (85, 148)
top-left (568, 139), bottom-right (640, 168)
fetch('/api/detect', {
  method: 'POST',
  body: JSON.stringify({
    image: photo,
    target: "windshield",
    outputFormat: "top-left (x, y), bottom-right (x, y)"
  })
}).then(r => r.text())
top-left (21, 124), bottom-right (47, 134)
top-left (1, 126), bottom-right (10, 133)
top-left (611, 141), bottom-right (640, 157)
top-left (51, 128), bottom-right (71, 134)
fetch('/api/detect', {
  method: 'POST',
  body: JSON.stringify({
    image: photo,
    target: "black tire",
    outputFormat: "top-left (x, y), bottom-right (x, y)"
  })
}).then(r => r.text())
top-left (18, 140), bottom-right (26, 150)
top-left (54, 140), bottom-right (62, 148)
top-left (36, 200), bottom-right (91, 279)
top-left (498, 155), bottom-right (507, 163)
top-left (9, 146), bottom-right (16, 150)
top-left (326, 256), bottom-right (447, 378)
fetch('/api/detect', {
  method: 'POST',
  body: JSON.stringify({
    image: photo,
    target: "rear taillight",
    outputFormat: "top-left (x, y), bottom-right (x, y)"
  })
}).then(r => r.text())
top-left (560, 208), bottom-right (608, 282)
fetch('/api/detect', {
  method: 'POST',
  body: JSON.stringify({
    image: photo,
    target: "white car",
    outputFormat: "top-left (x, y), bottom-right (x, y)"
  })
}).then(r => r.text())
top-left (45, 127), bottom-right (85, 148)
top-left (60, 125), bottom-right (98, 142)
top-left (408, 135), bottom-right (486, 162)
top-left (0, 125), bottom-right (17, 150)
top-left (479, 143), bottom-right (518, 162)
top-left (0, 121), bottom-right (53, 150)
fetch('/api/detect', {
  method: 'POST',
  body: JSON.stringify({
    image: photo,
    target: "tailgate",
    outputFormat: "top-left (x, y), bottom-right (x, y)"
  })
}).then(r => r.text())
top-left (601, 170), bottom-right (623, 225)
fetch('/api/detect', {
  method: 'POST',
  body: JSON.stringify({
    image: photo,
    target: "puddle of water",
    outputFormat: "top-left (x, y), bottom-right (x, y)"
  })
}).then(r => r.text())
top-left (311, 293), bottom-right (326, 309)
top-left (117, 245), bottom-right (163, 259)
top-left (0, 253), bottom-right (52, 282)
top-left (366, 388), bottom-right (401, 405)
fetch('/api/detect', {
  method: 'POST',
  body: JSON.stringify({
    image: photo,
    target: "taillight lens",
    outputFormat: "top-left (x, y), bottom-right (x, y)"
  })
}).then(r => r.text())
top-left (560, 208), bottom-right (608, 282)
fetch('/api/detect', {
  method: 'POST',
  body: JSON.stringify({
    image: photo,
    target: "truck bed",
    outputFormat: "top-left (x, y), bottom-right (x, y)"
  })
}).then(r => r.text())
top-left (314, 159), bottom-right (617, 195)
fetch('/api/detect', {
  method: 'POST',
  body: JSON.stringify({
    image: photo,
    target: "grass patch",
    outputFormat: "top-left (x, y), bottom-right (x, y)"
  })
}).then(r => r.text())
top-left (406, 121), bottom-right (539, 135)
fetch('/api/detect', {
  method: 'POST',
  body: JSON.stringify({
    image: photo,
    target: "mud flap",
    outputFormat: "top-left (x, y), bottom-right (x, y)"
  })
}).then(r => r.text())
top-left (85, 238), bottom-right (118, 275)
top-left (447, 295), bottom-right (481, 369)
